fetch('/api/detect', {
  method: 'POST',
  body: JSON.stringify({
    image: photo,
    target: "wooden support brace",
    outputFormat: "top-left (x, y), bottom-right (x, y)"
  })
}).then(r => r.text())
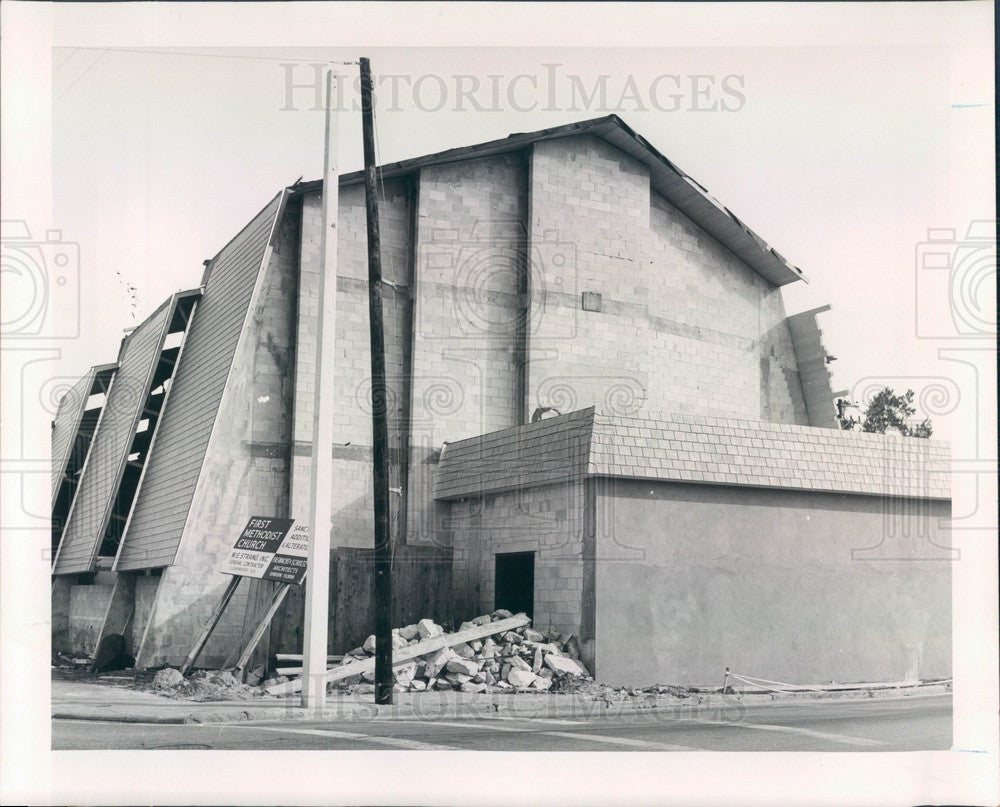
top-left (233, 582), bottom-right (292, 676)
top-left (266, 614), bottom-right (530, 696)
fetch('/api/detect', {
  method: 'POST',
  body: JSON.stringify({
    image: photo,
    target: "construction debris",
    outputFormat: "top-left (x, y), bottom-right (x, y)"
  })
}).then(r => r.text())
top-left (266, 610), bottom-right (593, 697)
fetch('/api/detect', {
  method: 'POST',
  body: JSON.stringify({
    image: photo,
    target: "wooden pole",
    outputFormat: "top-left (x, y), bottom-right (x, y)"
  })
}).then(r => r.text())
top-left (359, 56), bottom-right (393, 706)
top-left (180, 575), bottom-right (240, 675)
top-left (301, 68), bottom-right (340, 711)
top-left (233, 582), bottom-right (293, 678)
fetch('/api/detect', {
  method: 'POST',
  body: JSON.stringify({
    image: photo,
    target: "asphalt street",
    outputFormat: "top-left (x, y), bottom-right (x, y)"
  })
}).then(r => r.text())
top-left (52, 693), bottom-right (951, 752)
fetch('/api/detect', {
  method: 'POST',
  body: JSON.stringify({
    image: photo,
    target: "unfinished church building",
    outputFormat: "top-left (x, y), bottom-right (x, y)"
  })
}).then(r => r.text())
top-left (51, 115), bottom-right (951, 686)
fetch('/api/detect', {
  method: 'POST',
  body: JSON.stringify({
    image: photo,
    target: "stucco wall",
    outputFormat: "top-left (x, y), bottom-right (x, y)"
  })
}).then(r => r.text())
top-left (447, 480), bottom-right (586, 637)
top-left (593, 479), bottom-right (951, 686)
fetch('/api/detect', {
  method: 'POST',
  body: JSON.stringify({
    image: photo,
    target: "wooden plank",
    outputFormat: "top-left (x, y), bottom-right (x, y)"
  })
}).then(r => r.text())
top-left (275, 654), bottom-right (342, 662)
top-left (233, 583), bottom-right (292, 676)
top-left (266, 614), bottom-right (529, 696)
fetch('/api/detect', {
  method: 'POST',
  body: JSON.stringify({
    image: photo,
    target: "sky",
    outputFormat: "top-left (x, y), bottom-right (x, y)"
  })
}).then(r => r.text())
top-left (33, 8), bottom-right (998, 448)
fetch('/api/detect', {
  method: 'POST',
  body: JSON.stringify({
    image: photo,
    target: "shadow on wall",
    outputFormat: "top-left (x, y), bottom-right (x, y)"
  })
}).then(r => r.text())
top-left (272, 544), bottom-right (454, 657)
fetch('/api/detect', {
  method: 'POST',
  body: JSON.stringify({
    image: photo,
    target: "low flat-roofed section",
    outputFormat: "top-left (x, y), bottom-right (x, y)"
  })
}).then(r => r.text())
top-left (115, 192), bottom-right (285, 572)
top-left (435, 408), bottom-right (950, 501)
top-left (434, 408), bottom-right (594, 500)
top-left (53, 302), bottom-right (175, 575)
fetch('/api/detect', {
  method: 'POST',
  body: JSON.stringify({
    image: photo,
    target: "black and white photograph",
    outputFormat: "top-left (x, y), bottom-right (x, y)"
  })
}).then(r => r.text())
top-left (1, 2), bottom-right (996, 805)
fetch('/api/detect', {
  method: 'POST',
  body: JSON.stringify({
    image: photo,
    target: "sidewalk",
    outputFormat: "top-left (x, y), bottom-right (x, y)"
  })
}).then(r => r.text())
top-left (51, 677), bottom-right (951, 726)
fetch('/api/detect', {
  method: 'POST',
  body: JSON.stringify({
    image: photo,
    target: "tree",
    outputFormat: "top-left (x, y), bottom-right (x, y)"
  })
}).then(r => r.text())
top-left (838, 387), bottom-right (933, 438)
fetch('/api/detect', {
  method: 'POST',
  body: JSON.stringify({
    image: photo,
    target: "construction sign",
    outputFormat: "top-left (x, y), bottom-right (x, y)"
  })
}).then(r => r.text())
top-left (219, 516), bottom-right (309, 585)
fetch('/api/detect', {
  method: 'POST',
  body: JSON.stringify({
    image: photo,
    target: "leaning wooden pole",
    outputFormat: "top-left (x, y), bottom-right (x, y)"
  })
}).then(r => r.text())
top-left (359, 56), bottom-right (393, 706)
top-left (180, 575), bottom-right (240, 675)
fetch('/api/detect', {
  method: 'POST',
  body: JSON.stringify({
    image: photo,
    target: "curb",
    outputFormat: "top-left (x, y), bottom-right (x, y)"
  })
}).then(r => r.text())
top-left (52, 686), bottom-right (951, 726)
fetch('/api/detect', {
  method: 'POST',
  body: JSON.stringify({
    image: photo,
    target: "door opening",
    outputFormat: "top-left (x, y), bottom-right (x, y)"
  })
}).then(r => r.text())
top-left (494, 551), bottom-right (534, 619)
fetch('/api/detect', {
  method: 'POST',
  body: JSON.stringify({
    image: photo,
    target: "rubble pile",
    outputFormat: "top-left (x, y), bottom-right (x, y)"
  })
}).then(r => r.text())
top-left (324, 610), bottom-right (592, 694)
top-left (160, 668), bottom-right (265, 701)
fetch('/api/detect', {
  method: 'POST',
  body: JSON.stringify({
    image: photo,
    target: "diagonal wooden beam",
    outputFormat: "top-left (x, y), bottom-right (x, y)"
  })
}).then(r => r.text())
top-left (266, 614), bottom-right (529, 696)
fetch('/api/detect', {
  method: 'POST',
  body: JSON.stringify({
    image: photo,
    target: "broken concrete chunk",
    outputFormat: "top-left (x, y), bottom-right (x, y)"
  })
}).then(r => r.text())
top-left (460, 681), bottom-right (487, 693)
top-left (481, 638), bottom-right (497, 658)
top-left (530, 676), bottom-right (552, 691)
top-left (469, 639), bottom-right (483, 652)
top-left (508, 655), bottom-right (532, 672)
top-left (361, 669), bottom-right (376, 683)
top-left (423, 648), bottom-right (459, 678)
top-left (544, 655), bottom-right (589, 677)
top-left (445, 672), bottom-right (472, 685)
top-left (538, 668), bottom-right (553, 679)
top-left (523, 628), bottom-right (546, 643)
top-left (446, 657), bottom-right (480, 677)
top-left (362, 634), bottom-right (378, 653)
top-left (153, 668), bottom-right (184, 689)
top-left (532, 647), bottom-right (543, 673)
top-left (434, 679), bottom-right (455, 690)
top-left (491, 608), bottom-right (514, 620)
top-left (459, 621), bottom-right (477, 632)
top-left (398, 624), bottom-right (420, 641)
top-left (471, 672), bottom-right (486, 684)
top-left (507, 669), bottom-right (537, 688)
top-left (471, 615), bottom-right (492, 626)
top-left (452, 642), bottom-right (476, 659)
top-left (409, 679), bottom-right (427, 691)
top-left (417, 618), bottom-right (443, 639)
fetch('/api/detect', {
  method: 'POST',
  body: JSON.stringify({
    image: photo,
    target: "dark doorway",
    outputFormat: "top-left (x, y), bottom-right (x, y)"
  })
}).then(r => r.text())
top-left (494, 551), bottom-right (534, 618)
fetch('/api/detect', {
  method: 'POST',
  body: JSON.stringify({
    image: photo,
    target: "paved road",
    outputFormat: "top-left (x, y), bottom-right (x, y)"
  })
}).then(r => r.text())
top-left (52, 693), bottom-right (951, 752)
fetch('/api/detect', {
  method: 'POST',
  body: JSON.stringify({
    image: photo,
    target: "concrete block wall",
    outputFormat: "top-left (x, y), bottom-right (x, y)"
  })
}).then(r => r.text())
top-left (131, 574), bottom-right (159, 656)
top-left (67, 573), bottom-right (116, 655)
top-left (527, 134), bottom-right (809, 425)
top-left (134, 206), bottom-right (297, 668)
top-left (407, 153), bottom-right (529, 545)
top-left (291, 180), bottom-right (413, 550)
top-left (448, 480), bottom-right (586, 637)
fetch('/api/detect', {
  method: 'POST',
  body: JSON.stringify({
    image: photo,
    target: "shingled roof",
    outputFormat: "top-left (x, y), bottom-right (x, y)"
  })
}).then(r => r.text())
top-left (435, 408), bottom-right (950, 502)
top-left (292, 115), bottom-right (806, 287)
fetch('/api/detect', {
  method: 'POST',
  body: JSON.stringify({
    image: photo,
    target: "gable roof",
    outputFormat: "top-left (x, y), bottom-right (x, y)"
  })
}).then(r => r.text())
top-left (292, 115), bottom-right (806, 287)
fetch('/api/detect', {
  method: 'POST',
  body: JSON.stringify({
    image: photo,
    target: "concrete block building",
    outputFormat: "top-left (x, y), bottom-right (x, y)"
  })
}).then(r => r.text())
top-left (50, 115), bottom-right (951, 685)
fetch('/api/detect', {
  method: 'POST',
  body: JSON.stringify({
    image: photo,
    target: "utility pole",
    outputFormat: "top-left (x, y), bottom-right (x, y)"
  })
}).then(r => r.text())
top-left (359, 56), bottom-right (393, 705)
top-left (301, 68), bottom-right (339, 711)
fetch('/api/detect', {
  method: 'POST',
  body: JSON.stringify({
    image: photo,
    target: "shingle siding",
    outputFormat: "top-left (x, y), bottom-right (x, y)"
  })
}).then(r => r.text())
top-left (50, 368), bottom-right (96, 507)
top-left (115, 193), bottom-right (284, 571)
top-left (435, 408), bottom-right (950, 501)
top-left (53, 303), bottom-right (174, 575)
